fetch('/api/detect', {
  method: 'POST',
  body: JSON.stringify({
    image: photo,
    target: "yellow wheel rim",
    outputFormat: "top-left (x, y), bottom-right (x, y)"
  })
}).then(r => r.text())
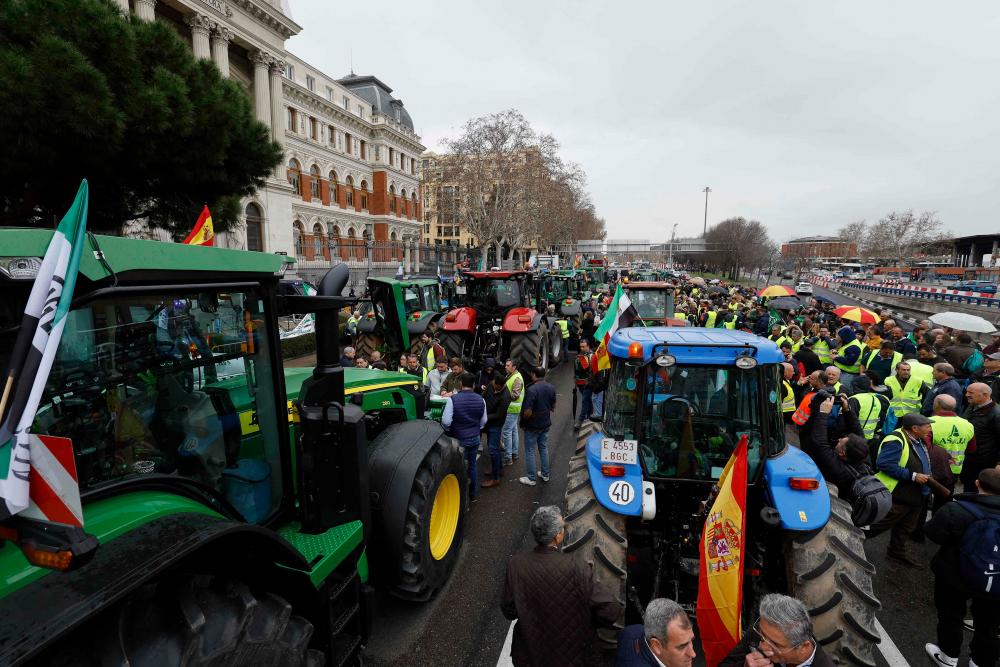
top-left (428, 473), bottom-right (461, 560)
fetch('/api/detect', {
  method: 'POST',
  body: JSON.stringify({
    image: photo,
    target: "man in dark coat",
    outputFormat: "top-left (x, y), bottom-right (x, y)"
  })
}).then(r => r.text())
top-left (809, 395), bottom-right (869, 502)
top-left (615, 598), bottom-right (695, 667)
top-left (481, 373), bottom-right (511, 488)
top-left (924, 468), bottom-right (1000, 667)
top-left (501, 506), bottom-right (618, 666)
top-left (720, 594), bottom-right (833, 667)
top-left (961, 382), bottom-right (1000, 489)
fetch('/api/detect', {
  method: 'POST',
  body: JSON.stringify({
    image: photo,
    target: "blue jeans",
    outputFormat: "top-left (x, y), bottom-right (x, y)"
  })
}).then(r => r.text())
top-left (592, 391), bottom-right (605, 418)
top-left (460, 436), bottom-right (479, 499)
top-left (523, 429), bottom-right (550, 481)
top-left (502, 413), bottom-right (520, 462)
top-left (486, 425), bottom-right (503, 480)
top-left (578, 387), bottom-right (593, 423)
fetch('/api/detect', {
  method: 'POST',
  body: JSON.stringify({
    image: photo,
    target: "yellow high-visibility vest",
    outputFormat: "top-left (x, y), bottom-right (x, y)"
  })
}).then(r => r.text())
top-left (908, 360), bottom-right (934, 387)
top-left (506, 371), bottom-right (524, 414)
top-left (930, 415), bottom-right (975, 474)
top-left (875, 430), bottom-right (915, 493)
top-left (813, 338), bottom-right (832, 365)
top-left (556, 319), bottom-right (570, 339)
top-left (852, 392), bottom-right (886, 440)
top-left (781, 380), bottom-right (796, 413)
top-left (885, 375), bottom-right (923, 416)
top-left (705, 311), bottom-right (718, 328)
top-left (834, 339), bottom-right (864, 374)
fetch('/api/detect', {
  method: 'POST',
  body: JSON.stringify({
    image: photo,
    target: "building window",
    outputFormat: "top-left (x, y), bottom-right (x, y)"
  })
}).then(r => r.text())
top-left (326, 86), bottom-right (334, 101)
top-left (345, 133), bottom-right (352, 155)
top-left (329, 225), bottom-right (341, 257)
top-left (360, 180), bottom-right (369, 210)
top-left (286, 107), bottom-right (297, 132)
top-left (329, 170), bottom-right (339, 203)
top-left (342, 95), bottom-right (349, 110)
top-left (245, 203), bottom-right (263, 252)
top-left (345, 176), bottom-right (354, 207)
top-left (310, 118), bottom-right (318, 140)
top-left (287, 158), bottom-right (301, 192)
top-left (360, 140), bottom-right (366, 160)
top-left (357, 103), bottom-right (364, 118)
top-left (389, 185), bottom-right (396, 212)
top-left (389, 148), bottom-right (395, 165)
top-left (309, 165), bottom-right (321, 198)
top-left (285, 63), bottom-right (294, 80)
top-left (306, 75), bottom-right (315, 91)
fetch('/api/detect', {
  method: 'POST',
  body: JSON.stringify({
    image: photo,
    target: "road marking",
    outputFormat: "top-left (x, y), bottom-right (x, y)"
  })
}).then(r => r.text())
top-left (874, 617), bottom-right (909, 667)
top-left (495, 621), bottom-right (515, 667)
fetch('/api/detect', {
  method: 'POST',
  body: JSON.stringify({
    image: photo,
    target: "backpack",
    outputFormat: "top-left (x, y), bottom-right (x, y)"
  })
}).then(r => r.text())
top-left (963, 348), bottom-right (985, 375)
top-left (956, 500), bottom-right (1000, 598)
top-left (845, 464), bottom-right (892, 527)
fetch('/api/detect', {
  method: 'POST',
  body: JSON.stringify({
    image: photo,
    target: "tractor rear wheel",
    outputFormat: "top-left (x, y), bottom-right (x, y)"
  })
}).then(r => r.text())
top-left (439, 331), bottom-right (468, 366)
top-left (48, 576), bottom-right (325, 666)
top-left (787, 492), bottom-right (881, 667)
top-left (394, 435), bottom-right (469, 601)
top-left (510, 324), bottom-right (548, 370)
top-left (563, 425), bottom-right (626, 647)
top-left (354, 333), bottom-right (382, 361)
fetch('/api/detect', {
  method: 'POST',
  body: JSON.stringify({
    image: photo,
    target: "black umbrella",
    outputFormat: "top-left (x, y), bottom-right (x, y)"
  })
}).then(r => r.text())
top-left (813, 295), bottom-right (836, 305)
top-left (768, 296), bottom-right (803, 311)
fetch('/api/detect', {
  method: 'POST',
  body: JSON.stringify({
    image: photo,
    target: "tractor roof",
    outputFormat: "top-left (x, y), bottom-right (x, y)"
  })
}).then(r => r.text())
top-left (368, 276), bottom-right (438, 287)
top-left (463, 271), bottom-right (527, 279)
top-left (0, 228), bottom-right (292, 284)
top-left (626, 282), bottom-right (675, 289)
top-left (609, 327), bottom-right (784, 365)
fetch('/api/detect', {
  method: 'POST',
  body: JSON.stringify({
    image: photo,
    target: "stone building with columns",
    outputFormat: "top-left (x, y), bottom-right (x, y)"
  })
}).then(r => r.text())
top-left (114, 0), bottom-right (427, 285)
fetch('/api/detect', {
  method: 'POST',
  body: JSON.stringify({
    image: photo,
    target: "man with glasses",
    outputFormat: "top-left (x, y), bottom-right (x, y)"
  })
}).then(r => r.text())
top-left (720, 594), bottom-right (831, 666)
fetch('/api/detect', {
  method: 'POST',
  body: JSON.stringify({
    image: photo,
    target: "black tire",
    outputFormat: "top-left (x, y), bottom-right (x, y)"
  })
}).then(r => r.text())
top-left (75, 576), bottom-right (325, 666)
top-left (394, 435), bottom-right (469, 601)
top-left (354, 333), bottom-right (382, 361)
top-left (510, 323), bottom-right (548, 371)
top-left (567, 314), bottom-right (581, 351)
top-left (788, 492), bottom-right (881, 667)
top-left (563, 426), bottom-right (626, 647)
top-left (438, 331), bottom-right (467, 366)
top-left (548, 323), bottom-right (563, 368)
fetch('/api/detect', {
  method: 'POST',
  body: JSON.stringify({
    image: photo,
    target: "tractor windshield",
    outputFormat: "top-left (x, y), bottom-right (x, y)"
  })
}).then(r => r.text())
top-left (402, 285), bottom-right (422, 314)
top-left (467, 278), bottom-right (521, 310)
top-left (422, 285), bottom-right (441, 312)
top-left (545, 278), bottom-right (571, 301)
top-left (30, 286), bottom-right (284, 522)
top-left (630, 290), bottom-right (669, 319)
top-left (604, 361), bottom-right (783, 482)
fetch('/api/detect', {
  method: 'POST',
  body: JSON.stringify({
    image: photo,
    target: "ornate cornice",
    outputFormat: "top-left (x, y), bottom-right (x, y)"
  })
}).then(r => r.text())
top-left (186, 13), bottom-right (214, 35)
top-left (231, 0), bottom-right (301, 39)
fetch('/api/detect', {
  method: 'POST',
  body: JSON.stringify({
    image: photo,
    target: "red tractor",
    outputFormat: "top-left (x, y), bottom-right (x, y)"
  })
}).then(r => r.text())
top-left (438, 270), bottom-right (561, 370)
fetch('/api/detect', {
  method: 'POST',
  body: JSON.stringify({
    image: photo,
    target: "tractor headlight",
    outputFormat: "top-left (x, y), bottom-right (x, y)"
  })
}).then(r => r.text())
top-left (654, 354), bottom-right (676, 367)
top-left (734, 355), bottom-right (757, 370)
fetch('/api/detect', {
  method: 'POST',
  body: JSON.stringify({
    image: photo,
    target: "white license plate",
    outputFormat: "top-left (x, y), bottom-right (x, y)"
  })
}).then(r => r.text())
top-left (601, 438), bottom-right (638, 465)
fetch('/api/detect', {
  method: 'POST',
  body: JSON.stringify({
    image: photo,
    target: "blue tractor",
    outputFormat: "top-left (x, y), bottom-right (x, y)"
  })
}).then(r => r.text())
top-left (567, 328), bottom-right (880, 666)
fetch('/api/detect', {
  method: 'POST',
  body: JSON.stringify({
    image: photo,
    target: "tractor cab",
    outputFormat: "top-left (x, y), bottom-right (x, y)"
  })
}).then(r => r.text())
top-left (564, 327), bottom-right (881, 664)
top-left (624, 282), bottom-right (686, 327)
top-left (356, 277), bottom-right (443, 362)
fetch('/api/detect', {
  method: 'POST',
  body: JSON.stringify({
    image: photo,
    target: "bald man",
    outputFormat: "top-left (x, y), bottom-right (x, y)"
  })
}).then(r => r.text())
top-left (960, 382), bottom-right (1000, 488)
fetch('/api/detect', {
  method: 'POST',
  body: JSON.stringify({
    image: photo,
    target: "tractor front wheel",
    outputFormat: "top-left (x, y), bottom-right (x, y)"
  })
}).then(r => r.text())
top-left (439, 331), bottom-right (468, 366)
top-left (563, 423), bottom-right (626, 647)
top-left (354, 332), bottom-right (382, 361)
top-left (510, 324), bottom-right (549, 371)
top-left (394, 435), bottom-right (469, 601)
top-left (787, 492), bottom-right (881, 667)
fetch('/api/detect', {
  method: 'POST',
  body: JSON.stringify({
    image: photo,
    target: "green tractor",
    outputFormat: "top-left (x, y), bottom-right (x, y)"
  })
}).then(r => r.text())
top-left (0, 231), bottom-right (468, 665)
top-left (537, 271), bottom-right (584, 350)
top-left (354, 277), bottom-right (443, 362)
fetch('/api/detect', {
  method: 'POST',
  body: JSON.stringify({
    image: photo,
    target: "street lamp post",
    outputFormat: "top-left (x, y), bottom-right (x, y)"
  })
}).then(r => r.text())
top-left (668, 223), bottom-right (678, 269)
top-left (702, 186), bottom-right (711, 236)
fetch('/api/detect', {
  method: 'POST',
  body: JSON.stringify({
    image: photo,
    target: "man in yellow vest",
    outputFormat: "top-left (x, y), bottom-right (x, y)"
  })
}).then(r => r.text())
top-left (419, 331), bottom-right (445, 371)
top-left (811, 326), bottom-right (836, 366)
top-left (859, 341), bottom-right (903, 385)
top-left (907, 352), bottom-right (936, 388)
top-left (833, 325), bottom-right (864, 388)
top-left (884, 361), bottom-right (928, 417)
top-left (554, 315), bottom-right (570, 360)
top-left (869, 413), bottom-right (933, 567)
top-left (502, 359), bottom-right (525, 466)
top-left (848, 375), bottom-right (890, 442)
top-left (929, 394), bottom-right (974, 510)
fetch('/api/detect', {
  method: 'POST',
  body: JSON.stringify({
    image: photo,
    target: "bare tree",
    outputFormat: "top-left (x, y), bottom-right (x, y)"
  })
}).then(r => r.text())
top-left (864, 210), bottom-right (947, 274)
top-left (838, 220), bottom-right (868, 257)
top-left (705, 217), bottom-right (776, 280)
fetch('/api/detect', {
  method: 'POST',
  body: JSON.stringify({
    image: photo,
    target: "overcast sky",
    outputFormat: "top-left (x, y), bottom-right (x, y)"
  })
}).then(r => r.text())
top-left (287, 1), bottom-right (1000, 244)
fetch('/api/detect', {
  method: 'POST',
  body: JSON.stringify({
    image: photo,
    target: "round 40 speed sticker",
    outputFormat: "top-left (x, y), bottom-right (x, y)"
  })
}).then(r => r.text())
top-left (608, 480), bottom-right (635, 506)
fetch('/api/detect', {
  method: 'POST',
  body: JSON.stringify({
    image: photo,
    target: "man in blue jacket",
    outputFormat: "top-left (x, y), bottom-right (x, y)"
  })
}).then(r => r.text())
top-left (615, 598), bottom-right (696, 667)
top-left (922, 363), bottom-right (964, 417)
top-left (442, 372), bottom-right (487, 501)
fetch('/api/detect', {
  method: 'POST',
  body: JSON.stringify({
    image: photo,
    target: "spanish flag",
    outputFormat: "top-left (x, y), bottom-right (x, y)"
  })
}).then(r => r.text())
top-left (592, 284), bottom-right (636, 371)
top-left (696, 434), bottom-right (749, 666)
top-left (183, 205), bottom-right (214, 246)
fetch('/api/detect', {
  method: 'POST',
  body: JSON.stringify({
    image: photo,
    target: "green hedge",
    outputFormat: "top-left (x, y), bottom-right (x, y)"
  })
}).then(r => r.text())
top-left (280, 332), bottom-right (316, 360)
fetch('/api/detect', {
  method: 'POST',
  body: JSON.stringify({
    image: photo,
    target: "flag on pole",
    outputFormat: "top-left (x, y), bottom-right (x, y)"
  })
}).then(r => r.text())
top-left (573, 254), bottom-right (581, 269)
top-left (0, 180), bottom-right (89, 520)
top-left (183, 205), bottom-right (214, 246)
top-left (477, 249), bottom-right (486, 271)
top-left (592, 284), bottom-right (637, 371)
top-left (696, 434), bottom-right (749, 666)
